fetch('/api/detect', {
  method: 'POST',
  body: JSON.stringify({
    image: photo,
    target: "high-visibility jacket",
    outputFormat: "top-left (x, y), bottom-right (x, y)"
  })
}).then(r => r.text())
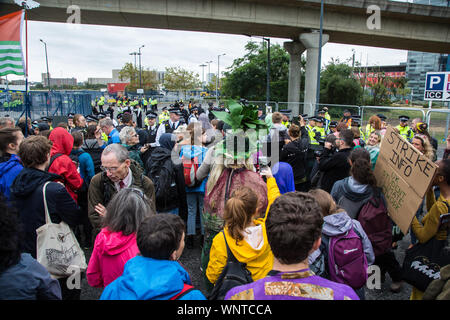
top-left (281, 121), bottom-right (290, 129)
top-left (365, 124), bottom-right (375, 141)
top-left (151, 99), bottom-right (158, 106)
top-left (158, 111), bottom-right (169, 124)
top-left (306, 124), bottom-right (319, 145)
top-left (324, 112), bottom-right (331, 121)
top-left (396, 125), bottom-right (414, 141)
top-left (315, 127), bottom-right (326, 140)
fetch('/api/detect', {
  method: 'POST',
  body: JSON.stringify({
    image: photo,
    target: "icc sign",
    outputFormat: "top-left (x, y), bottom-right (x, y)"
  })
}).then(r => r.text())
top-left (424, 72), bottom-right (450, 101)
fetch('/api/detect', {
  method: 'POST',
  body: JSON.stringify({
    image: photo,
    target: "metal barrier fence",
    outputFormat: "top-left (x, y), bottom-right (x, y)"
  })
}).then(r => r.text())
top-left (0, 91), bottom-right (92, 121)
top-left (426, 108), bottom-right (450, 147)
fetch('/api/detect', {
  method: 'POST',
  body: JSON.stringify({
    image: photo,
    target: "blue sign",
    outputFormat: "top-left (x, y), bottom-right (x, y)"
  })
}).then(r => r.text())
top-left (424, 72), bottom-right (450, 101)
top-left (426, 73), bottom-right (444, 90)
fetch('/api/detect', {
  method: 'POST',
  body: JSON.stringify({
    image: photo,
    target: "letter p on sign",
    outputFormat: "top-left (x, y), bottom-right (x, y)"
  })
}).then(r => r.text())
top-left (426, 74), bottom-right (444, 90)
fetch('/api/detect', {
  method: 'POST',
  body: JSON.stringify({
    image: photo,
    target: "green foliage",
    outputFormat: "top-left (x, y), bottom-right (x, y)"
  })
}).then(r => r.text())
top-left (319, 61), bottom-right (362, 105)
top-left (221, 41), bottom-right (302, 102)
top-left (212, 100), bottom-right (267, 161)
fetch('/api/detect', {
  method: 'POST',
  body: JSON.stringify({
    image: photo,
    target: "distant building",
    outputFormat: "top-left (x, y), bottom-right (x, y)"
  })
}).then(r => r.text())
top-left (156, 71), bottom-right (165, 85)
top-left (206, 73), bottom-right (214, 84)
top-left (353, 64), bottom-right (406, 87)
top-left (112, 69), bottom-right (129, 83)
top-left (87, 78), bottom-right (112, 85)
top-left (42, 73), bottom-right (77, 88)
top-left (405, 52), bottom-right (449, 101)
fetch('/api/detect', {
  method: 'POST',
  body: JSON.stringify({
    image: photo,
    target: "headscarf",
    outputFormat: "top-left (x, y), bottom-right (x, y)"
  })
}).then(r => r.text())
top-left (198, 113), bottom-right (212, 131)
top-left (272, 162), bottom-right (295, 194)
top-left (159, 133), bottom-right (175, 151)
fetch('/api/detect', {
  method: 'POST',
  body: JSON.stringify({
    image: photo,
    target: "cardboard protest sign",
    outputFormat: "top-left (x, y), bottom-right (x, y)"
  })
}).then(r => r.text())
top-left (374, 126), bottom-right (437, 235)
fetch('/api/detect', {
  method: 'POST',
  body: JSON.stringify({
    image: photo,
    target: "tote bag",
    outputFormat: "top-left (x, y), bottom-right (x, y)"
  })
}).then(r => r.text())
top-left (36, 182), bottom-right (87, 279)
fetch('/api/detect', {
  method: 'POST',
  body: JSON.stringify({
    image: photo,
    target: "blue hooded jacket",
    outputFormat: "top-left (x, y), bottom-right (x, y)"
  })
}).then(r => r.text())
top-left (0, 154), bottom-right (23, 200)
top-left (100, 256), bottom-right (206, 300)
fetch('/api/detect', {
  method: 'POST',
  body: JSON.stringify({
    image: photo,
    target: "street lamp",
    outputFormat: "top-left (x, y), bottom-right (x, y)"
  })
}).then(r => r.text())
top-left (129, 52), bottom-right (138, 83)
top-left (216, 53), bottom-right (226, 103)
top-left (39, 39), bottom-right (50, 91)
top-left (199, 64), bottom-right (207, 90)
top-left (206, 60), bottom-right (213, 89)
top-left (138, 45), bottom-right (144, 90)
top-left (245, 35), bottom-right (271, 104)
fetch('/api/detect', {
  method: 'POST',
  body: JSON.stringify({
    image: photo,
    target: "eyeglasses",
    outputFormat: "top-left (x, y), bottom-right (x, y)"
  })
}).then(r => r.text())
top-left (100, 162), bottom-right (125, 173)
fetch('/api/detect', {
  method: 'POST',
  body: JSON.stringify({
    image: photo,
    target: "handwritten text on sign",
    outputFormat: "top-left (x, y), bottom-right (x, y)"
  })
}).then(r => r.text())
top-left (374, 126), bottom-right (437, 235)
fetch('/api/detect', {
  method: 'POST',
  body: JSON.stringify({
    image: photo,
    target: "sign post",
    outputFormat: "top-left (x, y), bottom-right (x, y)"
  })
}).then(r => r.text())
top-left (424, 72), bottom-right (450, 102)
top-left (374, 126), bottom-right (438, 235)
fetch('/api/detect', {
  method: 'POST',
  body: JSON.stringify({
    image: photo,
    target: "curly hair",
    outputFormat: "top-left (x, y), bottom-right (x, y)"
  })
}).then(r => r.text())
top-left (0, 197), bottom-right (23, 273)
top-left (368, 115), bottom-right (382, 130)
top-left (413, 135), bottom-right (434, 160)
top-left (350, 148), bottom-right (377, 187)
top-left (266, 192), bottom-right (323, 264)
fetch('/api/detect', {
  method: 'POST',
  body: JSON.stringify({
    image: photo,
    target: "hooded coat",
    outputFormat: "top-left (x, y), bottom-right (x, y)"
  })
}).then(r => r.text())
top-left (0, 153), bottom-right (23, 200)
top-left (206, 220), bottom-right (274, 285)
top-left (308, 211), bottom-right (375, 279)
top-left (48, 127), bottom-right (84, 203)
top-left (86, 228), bottom-right (140, 288)
top-left (330, 176), bottom-right (374, 219)
top-left (100, 256), bottom-right (206, 300)
top-left (9, 167), bottom-right (80, 258)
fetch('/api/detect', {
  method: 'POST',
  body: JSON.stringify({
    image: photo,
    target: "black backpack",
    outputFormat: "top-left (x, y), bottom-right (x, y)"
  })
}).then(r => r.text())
top-left (208, 231), bottom-right (253, 300)
top-left (146, 156), bottom-right (179, 212)
top-left (82, 143), bottom-right (103, 174)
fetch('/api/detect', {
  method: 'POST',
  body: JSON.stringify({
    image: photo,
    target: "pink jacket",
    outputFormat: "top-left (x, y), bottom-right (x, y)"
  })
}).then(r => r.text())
top-left (87, 228), bottom-right (139, 288)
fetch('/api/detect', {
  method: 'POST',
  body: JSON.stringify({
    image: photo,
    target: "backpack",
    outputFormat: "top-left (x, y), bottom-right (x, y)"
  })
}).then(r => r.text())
top-left (181, 147), bottom-right (201, 187)
top-left (356, 189), bottom-right (392, 257)
top-left (327, 226), bottom-right (368, 289)
top-left (146, 156), bottom-right (179, 212)
top-left (208, 231), bottom-right (253, 300)
top-left (82, 142), bottom-right (103, 174)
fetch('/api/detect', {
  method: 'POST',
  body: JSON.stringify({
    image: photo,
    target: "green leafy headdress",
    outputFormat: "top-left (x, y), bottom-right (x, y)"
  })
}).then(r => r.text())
top-left (212, 100), bottom-right (268, 162)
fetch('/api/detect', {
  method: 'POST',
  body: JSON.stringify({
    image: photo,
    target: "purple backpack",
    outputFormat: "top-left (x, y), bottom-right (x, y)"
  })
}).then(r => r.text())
top-left (327, 227), bottom-right (368, 289)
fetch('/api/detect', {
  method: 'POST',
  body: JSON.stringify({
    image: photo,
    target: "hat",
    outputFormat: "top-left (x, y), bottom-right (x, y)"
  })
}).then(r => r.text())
top-left (86, 115), bottom-right (99, 122)
top-left (399, 115), bottom-right (410, 122)
top-left (190, 106), bottom-right (198, 112)
top-left (67, 113), bottom-right (75, 119)
top-left (169, 107), bottom-right (181, 115)
top-left (117, 113), bottom-right (123, 120)
top-left (313, 116), bottom-right (324, 123)
top-left (146, 111), bottom-right (157, 119)
top-left (318, 109), bottom-right (327, 114)
top-left (97, 112), bottom-right (107, 119)
top-left (329, 121), bottom-right (338, 128)
top-left (162, 106), bottom-right (168, 111)
top-left (343, 109), bottom-right (351, 114)
top-left (40, 116), bottom-right (52, 122)
top-left (279, 109), bottom-right (292, 115)
top-left (377, 114), bottom-right (387, 121)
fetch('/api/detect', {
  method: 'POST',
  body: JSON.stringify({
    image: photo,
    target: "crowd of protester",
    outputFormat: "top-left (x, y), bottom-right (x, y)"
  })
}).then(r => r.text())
top-left (0, 98), bottom-right (449, 301)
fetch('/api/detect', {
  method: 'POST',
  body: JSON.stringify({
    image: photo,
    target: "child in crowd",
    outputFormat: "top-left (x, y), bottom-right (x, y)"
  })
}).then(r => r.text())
top-left (206, 187), bottom-right (273, 286)
top-left (87, 188), bottom-right (154, 288)
top-left (100, 214), bottom-right (206, 300)
top-left (225, 191), bottom-right (359, 300)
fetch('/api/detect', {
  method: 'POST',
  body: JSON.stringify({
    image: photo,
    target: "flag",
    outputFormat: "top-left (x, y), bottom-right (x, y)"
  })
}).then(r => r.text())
top-left (0, 10), bottom-right (25, 76)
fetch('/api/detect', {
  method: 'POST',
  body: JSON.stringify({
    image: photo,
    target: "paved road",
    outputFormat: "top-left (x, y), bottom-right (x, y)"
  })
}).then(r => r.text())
top-left (80, 233), bottom-right (413, 300)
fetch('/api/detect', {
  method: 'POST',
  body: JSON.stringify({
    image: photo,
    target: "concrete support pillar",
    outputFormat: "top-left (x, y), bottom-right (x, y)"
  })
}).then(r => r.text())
top-left (299, 32), bottom-right (329, 117)
top-left (283, 41), bottom-right (305, 117)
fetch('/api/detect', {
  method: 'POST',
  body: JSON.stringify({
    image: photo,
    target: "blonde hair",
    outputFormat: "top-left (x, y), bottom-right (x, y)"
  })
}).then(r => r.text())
top-left (413, 135), bottom-right (434, 160)
top-left (224, 186), bottom-right (258, 243)
top-left (206, 157), bottom-right (255, 194)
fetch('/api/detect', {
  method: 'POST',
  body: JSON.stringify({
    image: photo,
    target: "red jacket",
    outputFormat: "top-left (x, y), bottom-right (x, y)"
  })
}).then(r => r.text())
top-left (48, 127), bottom-right (83, 203)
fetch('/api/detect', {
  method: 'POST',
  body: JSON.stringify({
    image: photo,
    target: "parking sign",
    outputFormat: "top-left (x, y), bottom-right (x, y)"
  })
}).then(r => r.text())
top-left (424, 72), bottom-right (450, 101)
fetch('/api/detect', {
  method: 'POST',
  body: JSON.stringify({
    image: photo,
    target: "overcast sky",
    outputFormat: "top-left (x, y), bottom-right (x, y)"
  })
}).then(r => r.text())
top-left (7, 20), bottom-right (408, 83)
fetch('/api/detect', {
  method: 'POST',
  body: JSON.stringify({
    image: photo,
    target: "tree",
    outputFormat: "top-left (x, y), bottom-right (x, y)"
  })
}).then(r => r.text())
top-left (319, 60), bottom-right (363, 105)
top-left (164, 66), bottom-right (200, 98)
top-left (221, 41), bottom-right (302, 102)
top-left (118, 62), bottom-right (136, 84)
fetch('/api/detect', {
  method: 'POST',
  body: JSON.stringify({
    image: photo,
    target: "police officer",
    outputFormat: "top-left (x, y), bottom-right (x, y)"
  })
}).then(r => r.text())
top-left (396, 115), bottom-right (414, 141)
top-left (318, 109), bottom-right (330, 133)
top-left (40, 116), bottom-right (53, 131)
top-left (280, 109), bottom-right (291, 129)
top-left (67, 113), bottom-right (75, 132)
top-left (155, 106), bottom-right (182, 146)
top-left (188, 106), bottom-right (199, 124)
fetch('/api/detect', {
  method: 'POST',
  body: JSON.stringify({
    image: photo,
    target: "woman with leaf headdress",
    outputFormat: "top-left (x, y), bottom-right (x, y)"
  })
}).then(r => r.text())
top-left (197, 100), bottom-right (269, 293)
